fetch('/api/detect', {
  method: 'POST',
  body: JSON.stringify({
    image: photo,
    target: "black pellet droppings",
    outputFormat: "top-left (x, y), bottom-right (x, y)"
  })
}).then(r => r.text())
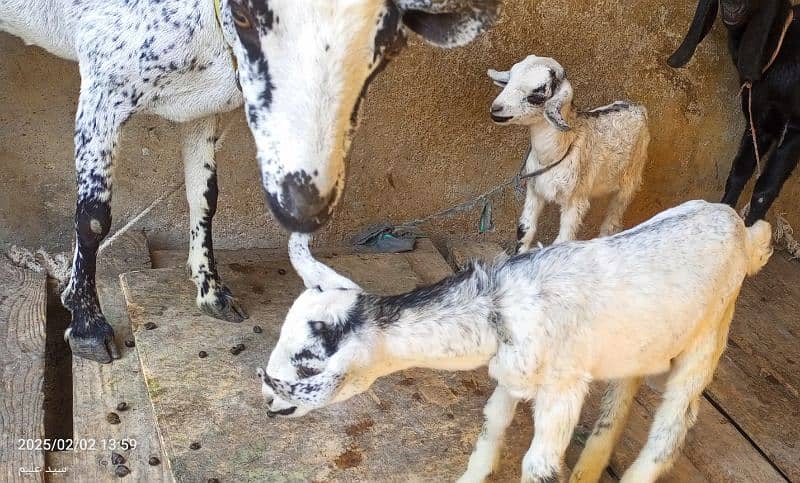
top-left (199, 351), bottom-right (208, 358)
top-left (253, 325), bottom-right (263, 334)
top-left (144, 322), bottom-right (158, 330)
top-left (116, 402), bottom-right (128, 411)
top-left (148, 456), bottom-right (161, 466)
top-left (115, 465), bottom-right (130, 477)
top-left (190, 442), bottom-right (201, 450)
top-left (278, 268), bottom-right (287, 275)
top-left (111, 452), bottom-right (125, 465)
top-left (230, 344), bottom-right (245, 355)
top-left (106, 412), bottom-right (121, 425)
top-left (124, 339), bottom-right (135, 348)
top-left (208, 479), bottom-right (220, 483)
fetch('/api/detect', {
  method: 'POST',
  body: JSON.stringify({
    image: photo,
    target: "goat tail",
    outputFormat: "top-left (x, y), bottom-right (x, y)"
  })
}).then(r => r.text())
top-left (744, 220), bottom-right (773, 276)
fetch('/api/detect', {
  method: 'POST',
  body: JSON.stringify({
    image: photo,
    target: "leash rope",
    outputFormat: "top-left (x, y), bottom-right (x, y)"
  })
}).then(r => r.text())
top-left (740, 9), bottom-right (794, 177)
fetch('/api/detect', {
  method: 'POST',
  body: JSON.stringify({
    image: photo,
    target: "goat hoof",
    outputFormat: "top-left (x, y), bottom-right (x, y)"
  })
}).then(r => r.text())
top-left (65, 318), bottom-right (120, 364)
top-left (199, 285), bottom-right (249, 323)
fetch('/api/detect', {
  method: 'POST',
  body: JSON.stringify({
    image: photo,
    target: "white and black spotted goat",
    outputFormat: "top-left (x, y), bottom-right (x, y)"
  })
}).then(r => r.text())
top-left (257, 200), bottom-right (772, 482)
top-left (0, 0), bottom-right (501, 362)
top-left (488, 55), bottom-right (650, 251)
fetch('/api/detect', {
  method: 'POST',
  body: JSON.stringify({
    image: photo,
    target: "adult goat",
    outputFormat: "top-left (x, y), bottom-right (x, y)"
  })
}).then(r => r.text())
top-left (0, 0), bottom-right (501, 362)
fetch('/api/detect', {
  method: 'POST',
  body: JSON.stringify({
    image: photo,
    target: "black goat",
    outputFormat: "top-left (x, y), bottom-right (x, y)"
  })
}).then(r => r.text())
top-left (669, 0), bottom-right (799, 226)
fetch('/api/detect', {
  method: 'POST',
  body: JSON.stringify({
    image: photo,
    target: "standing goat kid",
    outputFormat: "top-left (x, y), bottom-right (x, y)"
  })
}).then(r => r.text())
top-left (488, 56), bottom-right (649, 251)
top-left (257, 200), bottom-right (772, 482)
top-left (0, 0), bottom-right (501, 363)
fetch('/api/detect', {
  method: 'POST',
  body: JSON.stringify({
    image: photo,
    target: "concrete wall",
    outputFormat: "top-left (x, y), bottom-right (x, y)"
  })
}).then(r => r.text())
top-left (2, 0), bottom-right (798, 254)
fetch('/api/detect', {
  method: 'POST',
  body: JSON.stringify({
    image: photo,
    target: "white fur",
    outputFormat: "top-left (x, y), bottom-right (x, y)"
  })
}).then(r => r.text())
top-left (260, 200), bottom-right (772, 482)
top-left (489, 55), bottom-right (650, 248)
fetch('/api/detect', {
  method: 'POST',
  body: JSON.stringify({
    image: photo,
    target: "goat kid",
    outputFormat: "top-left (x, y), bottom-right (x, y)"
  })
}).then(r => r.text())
top-left (488, 56), bottom-right (649, 251)
top-left (669, 0), bottom-right (800, 225)
top-left (257, 200), bottom-right (772, 482)
top-left (0, 0), bottom-right (501, 363)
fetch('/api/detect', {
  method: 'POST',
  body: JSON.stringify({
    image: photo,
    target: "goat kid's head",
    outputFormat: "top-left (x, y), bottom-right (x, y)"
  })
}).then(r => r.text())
top-left (221, 0), bottom-right (502, 232)
top-left (488, 55), bottom-right (574, 132)
top-left (257, 233), bottom-right (376, 418)
top-left (668, 0), bottom-right (793, 81)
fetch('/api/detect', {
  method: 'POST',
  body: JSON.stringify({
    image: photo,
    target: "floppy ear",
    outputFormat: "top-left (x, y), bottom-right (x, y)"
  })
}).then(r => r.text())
top-left (258, 368), bottom-right (344, 407)
top-left (395, 0), bottom-right (503, 48)
top-left (668, 0), bottom-right (719, 68)
top-left (288, 233), bottom-right (361, 291)
top-left (487, 68), bottom-right (510, 87)
top-left (544, 79), bottom-right (574, 132)
top-left (736, 0), bottom-right (791, 82)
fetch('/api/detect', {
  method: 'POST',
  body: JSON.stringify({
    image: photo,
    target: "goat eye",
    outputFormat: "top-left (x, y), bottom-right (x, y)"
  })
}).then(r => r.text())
top-left (297, 366), bottom-right (321, 378)
top-left (527, 94), bottom-right (546, 105)
top-left (231, 7), bottom-right (253, 29)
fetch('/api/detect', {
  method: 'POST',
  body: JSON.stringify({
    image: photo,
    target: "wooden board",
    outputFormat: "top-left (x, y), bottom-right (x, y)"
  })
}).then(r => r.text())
top-left (704, 251), bottom-right (799, 481)
top-left (69, 232), bottom-right (171, 482)
top-left (446, 239), bottom-right (509, 270)
top-left (447, 240), bottom-right (784, 482)
top-left (121, 244), bottom-right (561, 482)
top-left (0, 260), bottom-right (47, 482)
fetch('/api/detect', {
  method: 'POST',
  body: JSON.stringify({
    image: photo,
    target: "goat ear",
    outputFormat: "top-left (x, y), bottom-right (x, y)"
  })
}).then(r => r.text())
top-left (668, 0), bottom-right (719, 68)
top-left (396, 0), bottom-right (502, 48)
top-left (736, 0), bottom-right (790, 82)
top-left (487, 68), bottom-right (510, 87)
top-left (259, 369), bottom-right (344, 408)
top-left (544, 79), bottom-right (573, 132)
top-left (288, 233), bottom-right (361, 291)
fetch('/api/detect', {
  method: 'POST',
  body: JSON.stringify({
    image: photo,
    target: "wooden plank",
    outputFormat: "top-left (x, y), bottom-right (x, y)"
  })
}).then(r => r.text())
top-left (69, 232), bottom-right (171, 482)
top-left (122, 246), bottom-right (558, 482)
top-left (446, 239), bottom-right (507, 270)
top-left (703, 252), bottom-right (799, 481)
top-left (0, 260), bottom-right (47, 482)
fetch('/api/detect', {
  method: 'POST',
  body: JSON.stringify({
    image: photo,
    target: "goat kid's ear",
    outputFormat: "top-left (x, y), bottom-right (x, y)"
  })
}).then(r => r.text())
top-left (288, 233), bottom-right (361, 291)
top-left (395, 0), bottom-right (503, 48)
top-left (260, 369), bottom-right (344, 408)
top-left (736, 0), bottom-right (790, 82)
top-left (544, 79), bottom-right (573, 132)
top-left (487, 68), bottom-right (510, 87)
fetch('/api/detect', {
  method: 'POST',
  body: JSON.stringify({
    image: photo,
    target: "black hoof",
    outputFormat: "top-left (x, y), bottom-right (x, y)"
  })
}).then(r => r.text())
top-left (200, 285), bottom-right (249, 323)
top-left (65, 317), bottom-right (120, 364)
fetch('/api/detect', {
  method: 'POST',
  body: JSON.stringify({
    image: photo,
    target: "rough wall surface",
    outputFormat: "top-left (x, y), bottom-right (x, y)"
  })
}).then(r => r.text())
top-left (1, 0), bottom-right (798, 253)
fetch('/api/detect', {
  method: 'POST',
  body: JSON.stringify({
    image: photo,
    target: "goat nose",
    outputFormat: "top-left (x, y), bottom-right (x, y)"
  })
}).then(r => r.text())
top-left (491, 104), bottom-right (504, 114)
top-left (265, 172), bottom-right (339, 233)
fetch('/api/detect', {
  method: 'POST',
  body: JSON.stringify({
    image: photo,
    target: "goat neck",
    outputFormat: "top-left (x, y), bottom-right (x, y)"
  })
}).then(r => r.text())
top-left (365, 264), bottom-right (500, 373)
top-left (528, 113), bottom-right (577, 167)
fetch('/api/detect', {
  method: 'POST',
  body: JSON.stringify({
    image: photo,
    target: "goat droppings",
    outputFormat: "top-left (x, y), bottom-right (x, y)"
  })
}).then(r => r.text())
top-left (148, 456), bottom-right (160, 466)
top-left (144, 322), bottom-right (157, 330)
top-left (124, 339), bottom-right (135, 348)
top-left (114, 464), bottom-right (130, 477)
top-left (253, 325), bottom-right (263, 334)
top-left (106, 412), bottom-right (121, 425)
top-left (111, 452), bottom-right (125, 465)
top-left (116, 402), bottom-right (128, 411)
top-left (230, 344), bottom-right (245, 355)
top-left (207, 479), bottom-right (220, 483)
top-left (278, 268), bottom-right (287, 275)
top-left (198, 351), bottom-right (208, 358)
top-left (189, 442), bottom-right (201, 450)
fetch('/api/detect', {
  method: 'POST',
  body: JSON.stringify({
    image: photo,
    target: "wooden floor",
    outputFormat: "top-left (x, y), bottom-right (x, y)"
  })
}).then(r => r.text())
top-left (0, 238), bottom-right (797, 482)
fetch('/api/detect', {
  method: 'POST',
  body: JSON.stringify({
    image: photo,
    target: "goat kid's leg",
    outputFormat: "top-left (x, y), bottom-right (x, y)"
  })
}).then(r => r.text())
top-left (554, 199), bottom-right (589, 244)
top-left (522, 381), bottom-right (588, 483)
top-left (458, 386), bottom-right (520, 483)
top-left (620, 317), bottom-right (731, 483)
top-left (182, 116), bottom-right (248, 322)
top-left (598, 186), bottom-right (636, 237)
top-left (743, 125), bottom-right (800, 226)
top-left (570, 378), bottom-right (642, 483)
top-left (517, 185), bottom-right (545, 253)
top-left (62, 88), bottom-right (133, 363)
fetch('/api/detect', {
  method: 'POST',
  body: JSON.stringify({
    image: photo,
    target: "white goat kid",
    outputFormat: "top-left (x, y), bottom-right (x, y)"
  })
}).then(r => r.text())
top-left (488, 55), bottom-right (650, 251)
top-left (258, 200), bottom-right (772, 483)
top-left (0, 0), bottom-right (501, 363)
